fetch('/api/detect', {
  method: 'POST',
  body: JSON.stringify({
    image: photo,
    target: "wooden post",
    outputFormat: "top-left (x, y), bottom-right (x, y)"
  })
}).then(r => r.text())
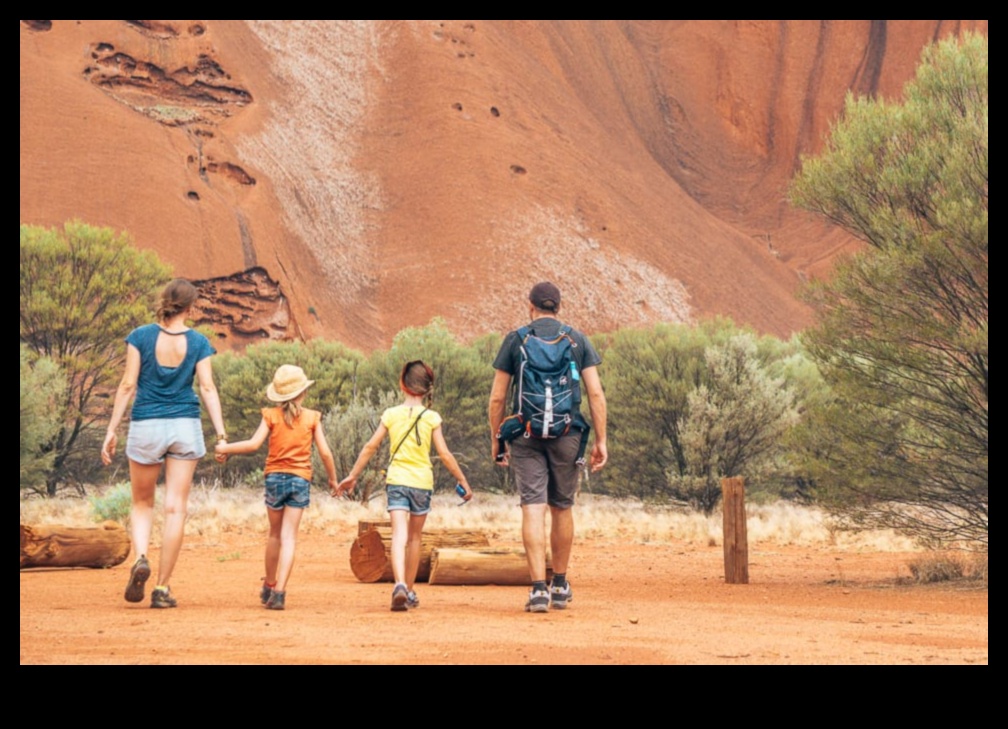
top-left (721, 476), bottom-right (749, 584)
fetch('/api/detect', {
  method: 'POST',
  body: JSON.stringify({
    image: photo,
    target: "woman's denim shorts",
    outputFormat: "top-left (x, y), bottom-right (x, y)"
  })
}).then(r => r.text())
top-left (126, 417), bottom-right (206, 464)
top-left (265, 472), bottom-right (311, 510)
top-left (386, 485), bottom-right (432, 516)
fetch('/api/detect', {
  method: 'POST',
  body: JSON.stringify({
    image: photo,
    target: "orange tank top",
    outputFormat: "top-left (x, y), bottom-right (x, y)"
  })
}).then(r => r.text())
top-left (262, 407), bottom-right (320, 481)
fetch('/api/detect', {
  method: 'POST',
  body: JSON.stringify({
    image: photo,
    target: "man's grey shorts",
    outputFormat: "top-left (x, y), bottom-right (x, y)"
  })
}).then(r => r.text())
top-left (509, 434), bottom-right (582, 509)
top-left (126, 418), bottom-right (206, 464)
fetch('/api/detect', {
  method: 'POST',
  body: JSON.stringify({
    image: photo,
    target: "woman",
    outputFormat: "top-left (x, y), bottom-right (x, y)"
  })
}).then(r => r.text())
top-left (101, 278), bottom-right (227, 609)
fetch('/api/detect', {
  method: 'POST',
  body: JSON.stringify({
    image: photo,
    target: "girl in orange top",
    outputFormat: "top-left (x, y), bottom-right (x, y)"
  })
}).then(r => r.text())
top-left (215, 365), bottom-right (337, 610)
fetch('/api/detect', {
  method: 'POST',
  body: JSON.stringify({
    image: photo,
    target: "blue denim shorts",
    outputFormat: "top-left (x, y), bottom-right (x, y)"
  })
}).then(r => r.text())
top-left (265, 472), bottom-right (311, 510)
top-left (126, 418), bottom-right (206, 464)
top-left (386, 485), bottom-right (432, 516)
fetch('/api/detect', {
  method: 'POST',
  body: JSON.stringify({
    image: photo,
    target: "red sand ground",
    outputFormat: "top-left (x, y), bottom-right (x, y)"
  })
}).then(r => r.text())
top-left (20, 529), bottom-right (987, 664)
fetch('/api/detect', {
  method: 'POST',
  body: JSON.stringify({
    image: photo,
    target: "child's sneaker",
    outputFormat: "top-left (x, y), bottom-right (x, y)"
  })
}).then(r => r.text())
top-left (265, 590), bottom-right (286, 610)
top-left (390, 583), bottom-right (409, 612)
top-left (124, 555), bottom-right (151, 603)
top-left (549, 579), bottom-right (572, 609)
top-left (150, 586), bottom-right (177, 609)
top-left (524, 588), bottom-right (550, 613)
top-left (260, 580), bottom-right (274, 605)
top-left (406, 589), bottom-right (420, 609)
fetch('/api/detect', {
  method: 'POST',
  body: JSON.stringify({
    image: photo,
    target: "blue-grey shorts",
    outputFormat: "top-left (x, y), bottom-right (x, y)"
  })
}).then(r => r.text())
top-left (265, 472), bottom-right (311, 510)
top-left (126, 418), bottom-right (206, 464)
top-left (386, 485), bottom-right (432, 516)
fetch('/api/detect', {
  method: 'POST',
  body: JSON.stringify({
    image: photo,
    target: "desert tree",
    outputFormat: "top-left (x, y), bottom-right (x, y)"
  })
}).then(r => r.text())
top-left (20, 221), bottom-right (172, 494)
top-left (670, 334), bottom-right (799, 514)
top-left (20, 345), bottom-right (67, 492)
top-left (789, 33), bottom-right (987, 547)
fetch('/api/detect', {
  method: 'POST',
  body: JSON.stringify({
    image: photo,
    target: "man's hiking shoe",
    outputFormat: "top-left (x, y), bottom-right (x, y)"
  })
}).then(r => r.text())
top-left (124, 556), bottom-right (151, 603)
top-left (524, 588), bottom-right (550, 613)
top-left (265, 590), bottom-right (286, 610)
top-left (150, 586), bottom-right (177, 609)
top-left (406, 590), bottom-right (420, 609)
top-left (550, 580), bottom-right (572, 610)
top-left (391, 583), bottom-right (409, 612)
top-left (260, 580), bottom-right (274, 605)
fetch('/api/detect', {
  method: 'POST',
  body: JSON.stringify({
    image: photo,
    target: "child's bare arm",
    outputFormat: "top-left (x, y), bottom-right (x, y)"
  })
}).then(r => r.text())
top-left (432, 426), bottom-right (472, 500)
top-left (215, 418), bottom-right (270, 458)
top-left (313, 420), bottom-right (339, 495)
top-left (336, 423), bottom-right (388, 495)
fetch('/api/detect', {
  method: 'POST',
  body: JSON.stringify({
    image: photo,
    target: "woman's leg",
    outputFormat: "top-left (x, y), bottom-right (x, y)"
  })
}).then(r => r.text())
top-left (405, 513), bottom-right (428, 591)
top-left (156, 457), bottom-right (198, 586)
top-left (264, 506), bottom-right (283, 586)
top-left (274, 506), bottom-right (304, 592)
top-left (389, 509), bottom-right (409, 585)
top-left (128, 460), bottom-right (161, 559)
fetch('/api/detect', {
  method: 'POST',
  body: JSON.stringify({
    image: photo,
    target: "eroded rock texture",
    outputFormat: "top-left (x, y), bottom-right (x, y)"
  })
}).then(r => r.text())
top-left (20, 20), bottom-right (988, 350)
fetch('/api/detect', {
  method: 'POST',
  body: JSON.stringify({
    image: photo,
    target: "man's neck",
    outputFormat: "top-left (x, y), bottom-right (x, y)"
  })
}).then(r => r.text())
top-left (530, 310), bottom-right (558, 322)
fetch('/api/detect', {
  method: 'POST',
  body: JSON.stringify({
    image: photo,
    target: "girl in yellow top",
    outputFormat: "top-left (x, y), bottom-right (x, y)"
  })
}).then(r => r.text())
top-left (215, 365), bottom-right (337, 610)
top-left (336, 360), bottom-right (472, 611)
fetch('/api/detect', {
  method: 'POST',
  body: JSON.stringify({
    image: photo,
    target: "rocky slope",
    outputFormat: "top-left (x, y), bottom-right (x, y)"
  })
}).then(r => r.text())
top-left (19, 20), bottom-right (988, 350)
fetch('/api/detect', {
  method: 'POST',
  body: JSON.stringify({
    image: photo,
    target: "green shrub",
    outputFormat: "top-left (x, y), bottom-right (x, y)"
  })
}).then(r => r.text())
top-left (88, 482), bottom-right (133, 523)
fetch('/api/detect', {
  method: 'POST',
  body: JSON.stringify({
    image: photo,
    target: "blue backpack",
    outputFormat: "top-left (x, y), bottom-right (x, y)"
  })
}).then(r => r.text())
top-left (497, 325), bottom-right (591, 461)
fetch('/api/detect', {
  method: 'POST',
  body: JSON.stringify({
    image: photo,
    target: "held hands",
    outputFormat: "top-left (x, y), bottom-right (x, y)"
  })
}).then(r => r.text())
top-left (213, 440), bottom-right (229, 464)
top-left (334, 475), bottom-right (357, 497)
top-left (101, 431), bottom-right (117, 466)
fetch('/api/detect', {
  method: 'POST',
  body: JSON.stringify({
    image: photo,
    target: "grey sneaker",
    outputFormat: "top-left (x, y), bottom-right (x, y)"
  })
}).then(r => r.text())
top-left (524, 588), bottom-right (550, 613)
top-left (150, 586), bottom-right (178, 609)
top-left (550, 580), bottom-right (572, 609)
top-left (265, 590), bottom-right (286, 610)
top-left (406, 589), bottom-right (420, 609)
top-left (260, 580), bottom-right (274, 605)
top-left (391, 583), bottom-right (408, 612)
top-left (124, 556), bottom-right (151, 603)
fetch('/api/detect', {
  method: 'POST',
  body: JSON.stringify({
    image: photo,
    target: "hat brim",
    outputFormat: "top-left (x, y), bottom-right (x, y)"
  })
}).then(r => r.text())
top-left (266, 379), bottom-right (315, 402)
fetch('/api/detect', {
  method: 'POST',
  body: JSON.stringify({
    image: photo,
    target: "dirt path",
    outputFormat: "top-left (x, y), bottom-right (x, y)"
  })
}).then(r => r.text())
top-left (20, 529), bottom-right (987, 664)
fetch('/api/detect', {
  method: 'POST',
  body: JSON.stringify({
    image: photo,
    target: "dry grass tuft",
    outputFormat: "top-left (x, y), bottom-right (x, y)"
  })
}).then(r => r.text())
top-left (906, 552), bottom-right (988, 584)
top-left (20, 486), bottom-right (927, 552)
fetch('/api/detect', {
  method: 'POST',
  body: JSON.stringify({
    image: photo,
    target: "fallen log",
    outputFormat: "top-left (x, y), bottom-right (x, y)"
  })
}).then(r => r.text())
top-left (20, 521), bottom-right (131, 569)
top-left (428, 547), bottom-right (551, 585)
top-left (349, 523), bottom-right (490, 583)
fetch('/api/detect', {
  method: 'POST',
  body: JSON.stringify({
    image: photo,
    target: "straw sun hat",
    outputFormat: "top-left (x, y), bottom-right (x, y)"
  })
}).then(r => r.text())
top-left (266, 365), bottom-right (315, 402)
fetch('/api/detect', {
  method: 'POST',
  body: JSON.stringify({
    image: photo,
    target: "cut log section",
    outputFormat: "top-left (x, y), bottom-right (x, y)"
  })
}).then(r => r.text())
top-left (20, 521), bottom-right (131, 569)
top-left (349, 523), bottom-right (490, 583)
top-left (428, 547), bottom-right (552, 586)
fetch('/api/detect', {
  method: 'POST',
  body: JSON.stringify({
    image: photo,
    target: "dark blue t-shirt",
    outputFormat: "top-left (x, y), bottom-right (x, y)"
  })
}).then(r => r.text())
top-left (126, 324), bottom-right (216, 421)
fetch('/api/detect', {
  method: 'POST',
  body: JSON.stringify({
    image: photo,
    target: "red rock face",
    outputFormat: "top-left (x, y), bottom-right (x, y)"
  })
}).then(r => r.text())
top-left (19, 20), bottom-right (988, 351)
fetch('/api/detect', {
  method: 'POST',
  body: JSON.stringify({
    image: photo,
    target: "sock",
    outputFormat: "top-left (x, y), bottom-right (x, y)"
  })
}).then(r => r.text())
top-left (532, 580), bottom-right (548, 593)
top-left (552, 573), bottom-right (567, 589)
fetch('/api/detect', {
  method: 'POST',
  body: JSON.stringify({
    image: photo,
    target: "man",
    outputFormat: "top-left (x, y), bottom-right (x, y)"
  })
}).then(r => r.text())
top-left (489, 281), bottom-right (607, 612)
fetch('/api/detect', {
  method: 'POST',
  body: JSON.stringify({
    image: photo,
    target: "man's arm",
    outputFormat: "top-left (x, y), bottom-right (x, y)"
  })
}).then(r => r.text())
top-left (488, 369), bottom-right (512, 465)
top-left (581, 365), bottom-right (608, 472)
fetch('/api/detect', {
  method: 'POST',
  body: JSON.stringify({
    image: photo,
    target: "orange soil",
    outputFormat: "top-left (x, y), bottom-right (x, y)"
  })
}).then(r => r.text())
top-left (20, 528), bottom-right (987, 665)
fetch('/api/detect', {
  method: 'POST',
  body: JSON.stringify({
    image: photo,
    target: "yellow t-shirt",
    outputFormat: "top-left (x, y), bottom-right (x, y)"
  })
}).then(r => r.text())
top-left (381, 405), bottom-right (442, 491)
